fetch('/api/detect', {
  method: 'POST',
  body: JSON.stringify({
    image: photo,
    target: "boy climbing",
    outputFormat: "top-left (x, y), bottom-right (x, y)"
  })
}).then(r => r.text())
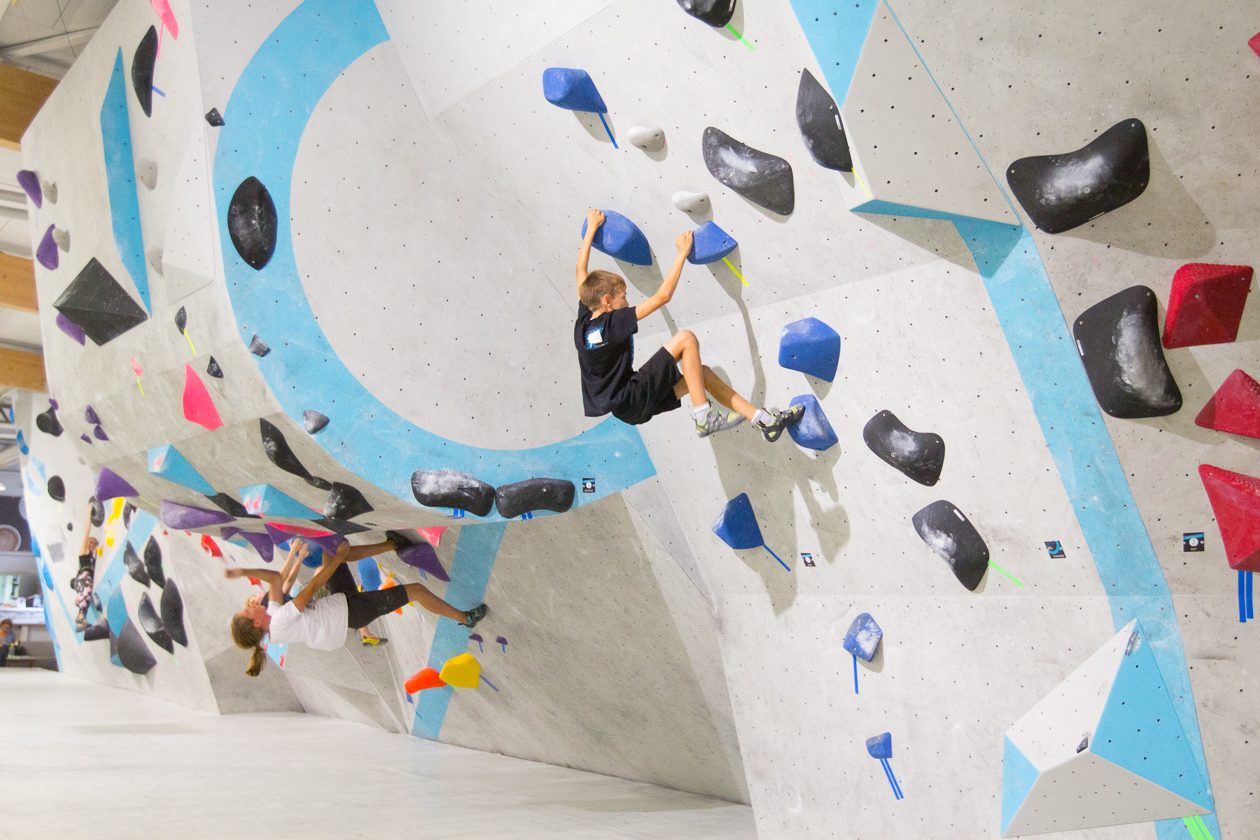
top-left (575, 208), bottom-right (803, 439)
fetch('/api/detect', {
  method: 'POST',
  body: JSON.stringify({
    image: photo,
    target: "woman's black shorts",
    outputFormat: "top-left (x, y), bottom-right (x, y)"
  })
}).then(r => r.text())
top-left (327, 563), bottom-right (410, 629)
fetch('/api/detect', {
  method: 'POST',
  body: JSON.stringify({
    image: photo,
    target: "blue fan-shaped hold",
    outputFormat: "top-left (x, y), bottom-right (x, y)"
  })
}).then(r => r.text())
top-left (688, 221), bottom-right (738, 265)
top-left (787, 394), bottom-right (837, 451)
top-left (542, 67), bottom-right (607, 113)
top-left (712, 493), bottom-right (764, 550)
top-left (581, 210), bottom-right (652, 266)
top-left (866, 732), bottom-right (893, 759)
top-left (843, 613), bottom-right (883, 662)
top-left (779, 317), bottom-right (841, 382)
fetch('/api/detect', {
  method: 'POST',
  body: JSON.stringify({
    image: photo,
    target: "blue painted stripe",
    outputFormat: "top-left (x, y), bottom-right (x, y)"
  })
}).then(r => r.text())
top-left (412, 522), bottom-right (506, 740)
top-left (211, 0), bottom-right (654, 522)
top-left (1001, 735), bottom-right (1039, 833)
top-left (1247, 571), bottom-right (1254, 620)
top-left (789, 0), bottom-right (879, 106)
top-left (99, 51), bottom-right (151, 312)
top-left (1239, 570), bottom-right (1248, 623)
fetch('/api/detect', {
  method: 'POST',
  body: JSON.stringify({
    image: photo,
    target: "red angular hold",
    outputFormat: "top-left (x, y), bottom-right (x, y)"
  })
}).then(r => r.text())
top-left (1199, 464), bottom-right (1260, 572)
top-left (1250, 32), bottom-right (1260, 58)
top-left (1162, 263), bottom-right (1253, 349)
top-left (1195, 369), bottom-right (1260, 439)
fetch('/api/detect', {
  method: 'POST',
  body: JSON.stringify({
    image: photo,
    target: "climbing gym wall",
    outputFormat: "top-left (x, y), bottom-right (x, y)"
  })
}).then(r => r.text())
top-left (15, 0), bottom-right (1257, 836)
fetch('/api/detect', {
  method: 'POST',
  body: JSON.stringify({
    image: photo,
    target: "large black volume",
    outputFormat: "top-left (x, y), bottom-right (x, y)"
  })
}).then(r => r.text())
top-left (228, 176), bottom-right (278, 270)
top-left (862, 410), bottom-right (944, 486)
top-left (795, 69), bottom-right (852, 172)
top-left (131, 26), bottom-right (158, 117)
top-left (911, 500), bottom-right (989, 591)
top-left (1073, 285), bottom-right (1181, 418)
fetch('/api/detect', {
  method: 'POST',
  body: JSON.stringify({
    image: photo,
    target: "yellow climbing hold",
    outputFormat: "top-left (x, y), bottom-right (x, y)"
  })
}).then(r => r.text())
top-left (438, 652), bottom-right (481, 689)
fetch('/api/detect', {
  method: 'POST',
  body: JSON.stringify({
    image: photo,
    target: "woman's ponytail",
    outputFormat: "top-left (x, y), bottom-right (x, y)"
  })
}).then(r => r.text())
top-left (231, 614), bottom-right (266, 677)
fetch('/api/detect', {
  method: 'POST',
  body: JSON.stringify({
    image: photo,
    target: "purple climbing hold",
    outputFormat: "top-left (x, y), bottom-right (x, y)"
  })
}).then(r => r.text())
top-left (397, 542), bottom-right (450, 582)
top-left (93, 425), bottom-right (109, 442)
top-left (159, 500), bottom-right (235, 530)
top-left (95, 467), bottom-right (139, 501)
top-left (56, 313), bottom-right (87, 345)
top-left (36, 225), bottom-right (58, 270)
top-left (226, 529), bottom-right (274, 562)
top-left (16, 170), bottom-right (42, 207)
top-left (84, 405), bottom-right (101, 425)
top-left (80, 433), bottom-right (93, 444)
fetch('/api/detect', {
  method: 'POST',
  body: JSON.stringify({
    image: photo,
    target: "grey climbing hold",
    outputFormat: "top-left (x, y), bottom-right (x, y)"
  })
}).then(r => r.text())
top-left (249, 335), bottom-right (270, 357)
top-left (43, 180), bottom-right (57, 204)
top-left (137, 593), bottom-right (173, 653)
top-left (862, 410), bottom-right (945, 486)
top-left (206, 356), bottom-right (223, 378)
top-left (143, 537), bottom-right (165, 588)
top-left (161, 580), bottom-right (187, 647)
top-left (324, 482), bottom-right (373, 521)
top-left (137, 158), bottom-right (157, 190)
top-left (672, 191), bottom-right (711, 213)
top-left (116, 619), bottom-right (156, 674)
top-left (495, 478), bottom-right (576, 519)
top-left (411, 469), bottom-right (495, 517)
top-left (174, 306), bottom-right (187, 332)
top-left (259, 419), bottom-right (332, 490)
top-left (1074, 285), bottom-right (1181, 419)
top-left (912, 500), bottom-right (989, 591)
top-left (51, 227), bottom-right (70, 251)
top-left (124, 542), bottom-right (151, 587)
top-left (702, 126), bottom-right (795, 215)
top-left (675, 0), bottom-right (737, 27)
top-left (795, 68), bottom-right (852, 172)
top-left (627, 125), bottom-right (665, 152)
top-left (303, 410), bottom-right (330, 434)
top-left (146, 247), bottom-right (164, 274)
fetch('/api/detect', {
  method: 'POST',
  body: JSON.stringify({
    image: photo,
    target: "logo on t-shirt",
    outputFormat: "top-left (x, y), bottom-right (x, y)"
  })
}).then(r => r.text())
top-left (585, 326), bottom-right (604, 349)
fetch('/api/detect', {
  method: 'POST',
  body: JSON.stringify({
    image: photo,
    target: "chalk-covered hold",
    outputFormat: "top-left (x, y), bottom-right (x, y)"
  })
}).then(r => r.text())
top-left (161, 580), bottom-right (187, 646)
top-left (866, 732), bottom-right (893, 760)
top-left (912, 500), bottom-right (989, 591)
top-left (688, 221), bottom-right (738, 265)
top-left (778, 317), bottom-right (841, 382)
top-left (843, 613), bottom-right (883, 662)
top-left (675, 0), bottom-right (737, 27)
top-left (702, 127), bottom-right (795, 215)
top-left (137, 593), bottom-right (173, 653)
top-left (411, 469), bottom-right (495, 517)
top-left (542, 67), bottom-right (607, 113)
top-left (116, 620), bottom-right (156, 674)
top-left (627, 125), bottom-right (665, 152)
top-left (787, 394), bottom-right (838, 451)
top-left (51, 227), bottom-right (70, 251)
top-left (1074, 285), bottom-right (1181, 419)
top-left (862, 410), bottom-right (945, 486)
top-left (303, 410), bottom-right (330, 434)
top-left (672, 191), bottom-right (711, 214)
top-left (581, 209), bottom-right (652, 266)
top-left (795, 68), bottom-right (852, 172)
top-left (494, 478), bottom-right (576, 519)
top-left (123, 543), bottom-right (150, 587)
top-left (143, 538), bottom-right (166, 587)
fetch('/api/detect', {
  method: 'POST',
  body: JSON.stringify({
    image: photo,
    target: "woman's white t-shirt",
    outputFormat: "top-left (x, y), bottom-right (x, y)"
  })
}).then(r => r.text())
top-left (267, 595), bottom-right (348, 650)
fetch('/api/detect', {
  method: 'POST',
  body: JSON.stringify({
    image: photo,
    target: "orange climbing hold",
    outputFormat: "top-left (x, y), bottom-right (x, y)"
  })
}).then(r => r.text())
top-left (1195, 369), bottom-right (1260, 440)
top-left (1162, 263), bottom-right (1253, 349)
top-left (182, 364), bottom-right (223, 430)
top-left (1199, 464), bottom-right (1260, 572)
top-left (404, 667), bottom-right (446, 694)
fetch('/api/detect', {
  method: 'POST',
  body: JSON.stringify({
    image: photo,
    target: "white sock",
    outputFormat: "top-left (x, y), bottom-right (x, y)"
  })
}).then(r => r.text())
top-left (753, 408), bottom-right (773, 426)
top-left (691, 401), bottom-right (711, 421)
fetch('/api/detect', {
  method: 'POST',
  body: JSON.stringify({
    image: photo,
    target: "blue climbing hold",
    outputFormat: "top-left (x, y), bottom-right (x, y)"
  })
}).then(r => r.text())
top-left (148, 444), bottom-right (215, 495)
top-left (787, 394), bottom-right (837, 451)
top-left (15, 429), bottom-right (28, 455)
top-left (843, 613), bottom-right (883, 662)
top-left (866, 732), bottom-right (893, 760)
top-left (712, 493), bottom-right (765, 550)
top-left (542, 67), bottom-right (607, 113)
top-left (357, 557), bottom-right (382, 592)
top-left (688, 221), bottom-right (738, 265)
top-left (581, 210), bottom-right (652, 266)
top-left (779, 317), bottom-right (841, 382)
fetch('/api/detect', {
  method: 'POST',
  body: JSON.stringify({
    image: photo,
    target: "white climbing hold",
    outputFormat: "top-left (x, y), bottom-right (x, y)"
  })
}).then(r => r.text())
top-left (42, 180), bottom-right (58, 204)
top-left (627, 125), bottom-right (666, 152)
top-left (146, 247), bottom-right (164, 273)
top-left (51, 228), bottom-right (70, 251)
top-left (137, 159), bottom-right (158, 190)
top-left (672, 191), bottom-right (711, 213)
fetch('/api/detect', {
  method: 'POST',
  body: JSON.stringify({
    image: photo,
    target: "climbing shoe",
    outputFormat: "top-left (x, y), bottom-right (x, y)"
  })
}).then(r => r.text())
top-left (696, 407), bottom-right (745, 438)
top-left (461, 603), bottom-right (488, 629)
top-left (384, 530), bottom-right (414, 551)
top-left (754, 405), bottom-right (805, 443)
top-left (361, 635), bottom-right (388, 647)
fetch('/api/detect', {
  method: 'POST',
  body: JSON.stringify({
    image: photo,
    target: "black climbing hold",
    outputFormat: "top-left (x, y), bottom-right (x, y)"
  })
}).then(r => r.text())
top-left (249, 335), bottom-right (271, 357)
top-left (862, 410), bottom-right (945, 486)
top-left (123, 542), bottom-right (151, 587)
top-left (675, 0), bottom-right (736, 26)
top-left (91, 592), bottom-right (102, 613)
top-left (701, 127), bottom-right (795, 215)
top-left (1006, 118), bottom-right (1149, 234)
top-left (795, 68), bottom-right (852, 172)
top-left (495, 478), bottom-right (576, 519)
top-left (116, 619), bottom-right (157, 674)
top-left (228, 176), bottom-right (278, 270)
top-left (161, 580), bottom-right (187, 647)
top-left (258, 419), bottom-right (332, 490)
top-left (131, 26), bottom-right (158, 118)
top-left (143, 537), bottom-right (165, 588)
top-left (83, 619), bottom-right (111, 641)
top-left (46, 476), bottom-right (65, 502)
top-left (303, 410), bottom-right (330, 434)
top-left (324, 482), bottom-right (373, 521)
top-left (137, 592), bottom-right (173, 653)
top-left (411, 469), bottom-right (495, 517)
top-left (312, 516), bottom-right (369, 535)
top-left (911, 500), bottom-right (989, 591)
top-left (204, 108), bottom-right (224, 127)
top-left (89, 496), bottom-right (105, 527)
top-left (206, 356), bottom-right (224, 378)
top-left (36, 406), bottom-right (63, 436)
top-left (122, 502), bottom-right (137, 528)
top-left (1073, 285), bottom-right (1181, 418)
top-left (52, 258), bottom-right (149, 345)
top-left (204, 492), bottom-right (253, 519)
top-left (174, 306), bottom-right (187, 332)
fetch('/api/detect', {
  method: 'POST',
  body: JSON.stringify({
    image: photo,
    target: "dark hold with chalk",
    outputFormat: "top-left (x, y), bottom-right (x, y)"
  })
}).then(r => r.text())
top-left (137, 593), bottom-right (173, 653)
top-left (47, 476), bottom-right (66, 502)
top-left (912, 500), bottom-right (989, 591)
top-left (116, 619), bottom-right (157, 674)
top-left (131, 26), bottom-right (158, 117)
top-left (123, 502), bottom-right (137, 528)
top-left (411, 469), bottom-right (495, 517)
top-left (1073, 285), bottom-right (1181, 419)
top-left (83, 619), bottom-right (110, 641)
top-left (36, 406), bottom-right (63, 436)
top-left (863, 410), bottom-right (945, 486)
top-left (313, 516), bottom-right (369, 535)
top-left (204, 492), bottom-right (252, 519)
top-left (259, 419), bottom-right (332, 490)
top-left (89, 497), bottom-right (105, 527)
top-left (795, 68), bottom-right (852, 172)
top-left (228, 176), bottom-right (278, 270)
top-left (249, 335), bottom-right (270, 357)
top-left (206, 356), bottom-right (223, 378)
top-left (205, 108), bottom-right (224, 127)
top-left (161, 580), bottom-right (187, 646)
top-left (303, 410), bottom-right (330, 434)
top-left (702, 127), bottom-right (795, 215)
top-left (144, 537), bottom-right (166, 588)
top-left (124, 542), bottom-right (151, 587)
top-left (174, 306), bottom-right (187, 332)
top-left (1076, 735), bottom-right (1090, 753)
top-left (324, 482), bottom-right (373, 520)
top-left (674, 0), bottom-right (737, 26)
top-left (494, 478), bottom-right (576, 519)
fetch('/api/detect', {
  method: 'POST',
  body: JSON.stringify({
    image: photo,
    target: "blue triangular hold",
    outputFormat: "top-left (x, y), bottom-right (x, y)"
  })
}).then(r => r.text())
top-left (778, 317), bottom-right (841, 382)
top-left (542, 67), bottom-right (607, 113)
top-left (240, 484), bottom-right (318, 519)
top-left (148, 444), bottom-right (215, 495)
top-left (787, 394), bottom-right (838, 451)
top-left (1000, 735), bottom-right (1039, 835)
top-left (712, 493), bottom-right (764, 550)
top-left (581, 210), bottom-right (652, 266)
top-left (1091, 628), bottom-right (1213, 811)
top-left (688, 221), bottom-right (738, 264)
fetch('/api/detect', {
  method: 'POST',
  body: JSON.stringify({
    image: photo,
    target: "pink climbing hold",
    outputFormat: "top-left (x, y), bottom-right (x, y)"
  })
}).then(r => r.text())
top-left (150, 0), bottom-right (179, 38)
top-left (1250, 32), bottom-right (1260, 58)
top-left (1199, 464), bottom-right (1260, 572)
top-left (182, 364), bottom-right (223, 430)
top-left (416, 526), bottom-right (447, 547)
top-left (1195, 369), bottom-right (1260, 440)
top-left (1162, 263), bottom-right (1253, 349)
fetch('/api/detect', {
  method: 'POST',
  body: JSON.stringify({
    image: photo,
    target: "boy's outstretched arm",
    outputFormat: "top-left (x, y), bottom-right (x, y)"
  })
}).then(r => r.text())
top-left (636, 230), bottom-right (693, 320)
top-left (576, 208), bottom-right (604, 297)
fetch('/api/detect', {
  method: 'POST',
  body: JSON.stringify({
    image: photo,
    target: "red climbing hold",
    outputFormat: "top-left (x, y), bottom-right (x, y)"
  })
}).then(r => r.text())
top-left (404, 667), bottom-right (446, 694)
top-left (200, 534), bottom-right (222, 558)
top-left (1162, 263), bottom-right (1253, 349)
top-left (182, 364), bottom-right (223, 430)
top-left (1199, 464), bottom-right (1260, 572)
top-left (1250, 32), bottom-right (1260, 58)
top-left (1195, 369), bottom-right (1260, 439)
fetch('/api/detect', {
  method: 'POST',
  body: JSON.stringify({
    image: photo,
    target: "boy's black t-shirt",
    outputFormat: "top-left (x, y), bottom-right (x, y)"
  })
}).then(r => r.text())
top-left (574, 302), bottom-right (639, 416)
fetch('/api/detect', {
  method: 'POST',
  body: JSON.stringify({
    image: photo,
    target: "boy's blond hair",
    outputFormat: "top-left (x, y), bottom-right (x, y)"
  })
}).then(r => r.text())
top-left (580, 270), bottom-right (626, 309)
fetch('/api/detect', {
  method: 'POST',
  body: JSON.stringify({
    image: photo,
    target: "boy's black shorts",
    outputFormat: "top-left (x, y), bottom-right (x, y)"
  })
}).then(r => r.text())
top-left (612, 347), bottom-right (683, 425)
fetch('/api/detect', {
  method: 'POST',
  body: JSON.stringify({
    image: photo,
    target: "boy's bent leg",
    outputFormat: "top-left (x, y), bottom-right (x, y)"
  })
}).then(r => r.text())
top-left (663, 330), bottom-right (707, 407)
top-left (700, 365), bottom-right (758, 422)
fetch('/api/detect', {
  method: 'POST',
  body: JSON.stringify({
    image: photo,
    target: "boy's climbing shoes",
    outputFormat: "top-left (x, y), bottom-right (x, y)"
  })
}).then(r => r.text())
top-left (755, 405), bottom-right (806, 443)
top-left (696, 408), bottom-right (745, 438)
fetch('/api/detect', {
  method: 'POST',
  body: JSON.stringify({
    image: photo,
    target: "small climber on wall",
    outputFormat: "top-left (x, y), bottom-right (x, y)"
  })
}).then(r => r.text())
top-left (575, 208), bottom-right (803, 439)
top-left (70, 504), bottom-right (100, 632)
top-left (227, 537), bottom-right (487, 676)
